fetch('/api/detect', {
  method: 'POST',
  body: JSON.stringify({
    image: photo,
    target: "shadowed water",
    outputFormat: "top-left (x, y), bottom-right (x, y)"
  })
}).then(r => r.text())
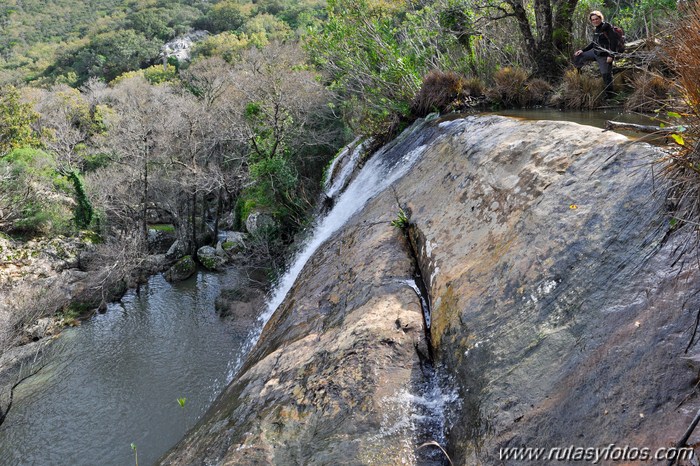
top-left (0, 272), bottom-right (246, 466)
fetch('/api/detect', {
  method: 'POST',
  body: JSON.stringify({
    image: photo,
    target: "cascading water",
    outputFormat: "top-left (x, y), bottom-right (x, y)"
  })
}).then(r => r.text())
top-left (225, 119), bottom-right (434, 381)
top-left (264, 135), bottom-right (429, 322)
top-left (224, 117), bottom-right (461, 463)
top-left (405, 279), bottom-right (431, 330)
top-left (396, 278), bottom-right (460, 465)
top-left (375, 366), bottom-right (460, 465)
top-left (324, 137), bottom-right (366, 200)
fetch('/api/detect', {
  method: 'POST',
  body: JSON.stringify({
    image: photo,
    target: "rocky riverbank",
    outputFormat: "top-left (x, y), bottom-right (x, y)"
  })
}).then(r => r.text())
top-left (0, 227), bottom-right (271, 426)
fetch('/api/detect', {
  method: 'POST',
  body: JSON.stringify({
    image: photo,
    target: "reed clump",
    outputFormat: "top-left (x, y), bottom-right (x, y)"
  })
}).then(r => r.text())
top-left (411, 70), bottom-right (484, 117)
top-left (660, 0), bottom-right (700, 229)
top-left (557, 69), bottom-right (604, 109)
top-left (625, 72), bottom-right (675, 113)
top-left (487, 67), bottom-right (529, 107)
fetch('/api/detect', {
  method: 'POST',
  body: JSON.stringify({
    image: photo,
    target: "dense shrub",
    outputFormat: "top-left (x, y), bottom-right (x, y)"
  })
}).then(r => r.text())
top-left (486, 72), bottom-right (552, 108)
top-left (526, 78), bottom-right (554, 106)
top-left (0, 148), bottom-right (74, 236)
top-left (55, 30), bottom-right (161, 85)
top-left (0, 87), bottom-right (41, 156)
top-left (411, 71), bottom-right (466, 117)
top-left (194, 1), bottom-right (248, 34)
top-left (463, 77), bottom-right (486, 97)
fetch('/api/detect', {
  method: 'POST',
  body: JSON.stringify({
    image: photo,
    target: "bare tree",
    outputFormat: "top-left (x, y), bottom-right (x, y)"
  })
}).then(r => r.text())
top-left (33, 85), bottom-right (95, 174)
top-left (97, 76), bottom-right (183, 247)
top-left (233, 42), bottom-right (338, 163)
top-left (477, 0), bottom-right (579, 79)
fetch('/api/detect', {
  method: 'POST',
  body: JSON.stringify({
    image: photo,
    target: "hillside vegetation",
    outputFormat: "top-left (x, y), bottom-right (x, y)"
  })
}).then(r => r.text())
top-left (0, 0), bottom-right (694, 349)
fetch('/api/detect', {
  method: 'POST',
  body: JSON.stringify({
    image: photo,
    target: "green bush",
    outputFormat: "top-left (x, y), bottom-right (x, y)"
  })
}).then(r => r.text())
top-left (0, 87), bottom-right (41, 156)
top-left (238, 198), bottom-right (258, 227)
top-left (1, 148), bottom-right (75, 236)
top-left (67, 170), bottom-right (94, 229)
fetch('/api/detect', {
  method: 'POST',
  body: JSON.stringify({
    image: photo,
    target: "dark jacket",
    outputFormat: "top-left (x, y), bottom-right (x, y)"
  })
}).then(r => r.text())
top-left (581, 22), bottom-right (619, 57)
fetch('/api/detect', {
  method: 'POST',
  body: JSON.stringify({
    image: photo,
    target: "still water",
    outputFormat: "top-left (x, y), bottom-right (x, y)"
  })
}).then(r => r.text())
top-left (493, 108), bottom-right (667, 143)
top-left (0, 272), bottom-right (246, 466)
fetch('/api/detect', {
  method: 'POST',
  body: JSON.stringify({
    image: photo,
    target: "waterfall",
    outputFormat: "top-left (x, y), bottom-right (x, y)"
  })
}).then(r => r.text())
top-left (324, 137), bottom-right (366, 200)
top-left (263, 144), bottom-right (429, 322)
top-left (225, 119), bottom-right (434, 382)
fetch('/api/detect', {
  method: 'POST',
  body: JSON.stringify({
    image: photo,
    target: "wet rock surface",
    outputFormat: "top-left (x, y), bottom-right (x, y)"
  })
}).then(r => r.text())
top-left (162, 115), bottom-right (700, 464)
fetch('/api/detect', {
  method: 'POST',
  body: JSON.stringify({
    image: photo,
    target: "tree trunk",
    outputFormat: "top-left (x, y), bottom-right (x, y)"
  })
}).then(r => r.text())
top-left (552, 0), bottom-right (578, 54)
top-left (190, 191), bottom-right (197, 254)
top-left (507, 0), bottom-right (574, 80)
top-left (213, 188), bottom-right (223, 245)
top-left (199, 193), bottom-right (207, 237)
top-left (141, 140), bottom-right (149, 248)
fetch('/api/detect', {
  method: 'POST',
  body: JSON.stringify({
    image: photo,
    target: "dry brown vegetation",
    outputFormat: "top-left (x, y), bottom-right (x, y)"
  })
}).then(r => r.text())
top-left (557, 69), bottom-right (605, 109)
top-left (487, 67), bottom-right (529, 107)
top-left (411, 70), bottom-right (485, 117)
top-left (526, 78), bottom-right (554, 106)
top-left (485, 68), bottom-right (553, 107)
top-left (624, 72), bottom-right (675, 112)
top-left (659, 0), bottom-right (700, 227)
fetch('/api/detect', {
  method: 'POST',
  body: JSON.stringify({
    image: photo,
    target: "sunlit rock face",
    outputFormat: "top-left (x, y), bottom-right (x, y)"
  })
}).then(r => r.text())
top-left (161, 116), bottom-right (700, 465)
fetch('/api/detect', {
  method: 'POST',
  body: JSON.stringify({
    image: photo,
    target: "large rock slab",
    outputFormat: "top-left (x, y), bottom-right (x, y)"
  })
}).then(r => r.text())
top-left (162, 115), bottom-right (700, 464)
top-left (390, 116), bottom-right (698, 463)
top-left (161, 208), bottom-right (432, 464)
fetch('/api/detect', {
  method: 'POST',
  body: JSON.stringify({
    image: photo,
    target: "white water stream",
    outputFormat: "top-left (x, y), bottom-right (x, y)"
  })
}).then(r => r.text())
top-left (324, 137), bottom-right (366, 200)
top-left (224, 122), bottom-right (431, 381)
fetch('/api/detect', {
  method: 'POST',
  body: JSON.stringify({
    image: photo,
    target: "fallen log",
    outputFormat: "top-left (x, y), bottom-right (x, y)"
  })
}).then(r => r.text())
top-left (605, 120), bottom-right (683, 134)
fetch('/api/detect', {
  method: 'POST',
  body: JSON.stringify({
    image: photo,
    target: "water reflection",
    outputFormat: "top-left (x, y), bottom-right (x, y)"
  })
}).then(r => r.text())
top-left (0, 272), bottom-right (246, 466)
top-left (492, 108), bottom-right (669, 144)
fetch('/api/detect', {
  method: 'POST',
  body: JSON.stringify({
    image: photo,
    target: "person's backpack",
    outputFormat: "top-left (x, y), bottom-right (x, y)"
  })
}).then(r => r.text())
top-left (604, 24), bottom-right (626, 53)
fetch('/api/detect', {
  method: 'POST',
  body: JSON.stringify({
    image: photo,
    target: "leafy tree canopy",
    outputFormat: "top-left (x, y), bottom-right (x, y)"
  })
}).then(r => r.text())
top-left (0, 87), bottom-right (41, 157)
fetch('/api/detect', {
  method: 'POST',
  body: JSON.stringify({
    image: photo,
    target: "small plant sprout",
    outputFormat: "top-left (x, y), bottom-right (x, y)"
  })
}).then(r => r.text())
top-left (177, 397), bottom-right (187, 408)
top-left (130, 443), bottom-right (138, 466)
top-left (391, 208), bottom-right (410, 230)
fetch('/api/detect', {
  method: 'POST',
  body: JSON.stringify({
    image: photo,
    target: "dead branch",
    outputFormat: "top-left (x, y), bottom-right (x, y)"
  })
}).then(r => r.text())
top-left (605, 120), bottom-right (683, 135)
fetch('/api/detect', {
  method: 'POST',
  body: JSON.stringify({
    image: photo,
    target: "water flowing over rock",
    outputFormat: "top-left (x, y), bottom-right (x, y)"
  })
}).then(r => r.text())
top-left (161, 115), bottom-right (700, 464)
top-left (324, 136), bottom-right (366, 201)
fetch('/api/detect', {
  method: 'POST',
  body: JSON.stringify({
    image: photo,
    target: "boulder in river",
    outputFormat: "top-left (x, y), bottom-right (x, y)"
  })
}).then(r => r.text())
top-left (164, 255), bottom-right (196, 282)
top-left (197, 246), bottom-right (227, 271)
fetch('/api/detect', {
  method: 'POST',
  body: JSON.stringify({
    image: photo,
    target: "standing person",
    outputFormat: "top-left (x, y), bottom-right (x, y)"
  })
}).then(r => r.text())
top-left (573, 11), bottom-right (620, 100)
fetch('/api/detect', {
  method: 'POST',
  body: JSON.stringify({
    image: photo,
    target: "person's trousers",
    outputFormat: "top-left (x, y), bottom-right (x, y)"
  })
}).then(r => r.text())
top-left (574, 49), bottom-right (614, 96)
